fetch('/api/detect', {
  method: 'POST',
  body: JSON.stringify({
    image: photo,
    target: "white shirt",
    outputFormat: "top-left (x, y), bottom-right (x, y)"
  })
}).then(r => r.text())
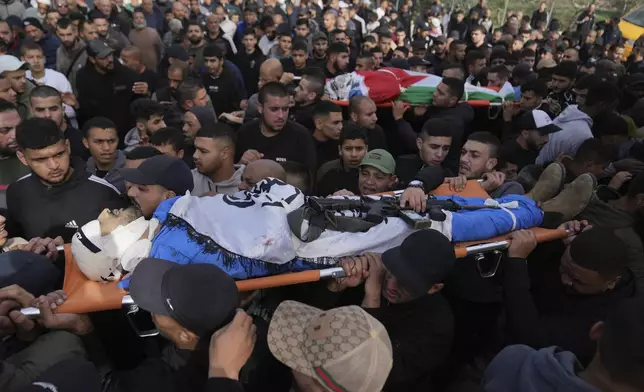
top-left (26, 68), bottom-right (77, 126)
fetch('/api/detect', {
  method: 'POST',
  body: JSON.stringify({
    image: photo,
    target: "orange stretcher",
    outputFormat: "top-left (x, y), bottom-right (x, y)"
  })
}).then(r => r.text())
top-left (20, 180), bottom-right (567, 317)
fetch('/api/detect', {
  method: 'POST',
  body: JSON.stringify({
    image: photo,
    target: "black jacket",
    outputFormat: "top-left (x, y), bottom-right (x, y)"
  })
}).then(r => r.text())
top-left (202, 68), bottom-right (243, 116)
top-left (502, 252), bottom-right (636, 366)
top-left (76, 62), bottom-right (147, 142)
top-left (232, 49), bottom-right (265, 98)
top-left (5, 161), bottom-right (122, 241)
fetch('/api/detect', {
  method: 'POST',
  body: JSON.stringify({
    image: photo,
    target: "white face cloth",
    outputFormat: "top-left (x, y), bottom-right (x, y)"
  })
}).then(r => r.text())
top-left (72, 217), bottom-right (158, 282)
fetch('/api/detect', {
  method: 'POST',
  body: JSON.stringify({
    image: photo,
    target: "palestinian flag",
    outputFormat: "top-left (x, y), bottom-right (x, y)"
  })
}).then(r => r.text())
top-left (325, 68), bottom-right (517, 106)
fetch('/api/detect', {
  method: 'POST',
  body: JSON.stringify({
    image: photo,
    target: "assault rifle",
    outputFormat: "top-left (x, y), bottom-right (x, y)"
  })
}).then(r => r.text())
top-left (307, 196), bottom-right (499, 229)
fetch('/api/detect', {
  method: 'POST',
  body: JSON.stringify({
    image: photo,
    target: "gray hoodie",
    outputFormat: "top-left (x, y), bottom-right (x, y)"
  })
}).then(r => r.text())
top-left (124, 127), bottom-right (143, 152)
top-left (482, 345), bottom-right (601, 392)
top-left (191, 164), bottom-right (244, 196)
top-left (537, 105), bottom-right (593, 165)
top-left (85, 150), bottom-right (127, 193)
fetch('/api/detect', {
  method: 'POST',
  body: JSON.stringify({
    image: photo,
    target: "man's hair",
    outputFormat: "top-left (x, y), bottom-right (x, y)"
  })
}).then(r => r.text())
top-left (339, 123), bottom-right (368, 145)
top-left (187, 21), bottom-right (203, 31)
top-left (281, 160), bottom-right (311, 194)
top-left (330, 28), bottom-right (346, 38)
top-left (16, 118), bottom-right (64, 150)
top-left (203, 44), bottom-right (224, 59)
top-left (363, 35), bottom-right (376, 45)
top-left (125, 146), bottom-right (163, 160)
top-left (0, 99), bottom-right (17, 114)
top-left (519, 48), bottom-right (536, 59)
top-left (573, 138), bottom-right (611, 165)
top-left (574, 74), bottom-right (601, 90)
top-left (465, 50), bottom-right (486, 67)
top-left (488, 65), bottom-right (509, 80)
top-left (77, 18), bottom-right (93, 33)
top-left (242, 27), bottom-right (256, 38)
top-left (569, 227), bottom-right (628, 277)
top-left (395, 46), bottom-right (409, 56)
top-left (585, 80), bottom-right (621, 108)
top-left (471, 25), bottom-right (487, 35)
top-left (312, 100), bottom-right (341, 119)
top-left (369, 46), bottom-right (383, 55)
top-left (81, 116), bottom-right (117, 138)
top-left (56, 17), bottom-right (74, 30)
top-left (150, 127), bottom-right (185, 152)
top-left (598, 298), bottom-right (644, 390)
top-left (348, 96), bottom-right (373, 116)
top-left (195, 123), bottom-right (236, 146)
top-left (258, 81), bottom-right (288, 104)
top-left (29, 85), bottom-right (62, 104)
top-left (292, 40), bottom-right (308, 53)
top-left (553, 60), bottom-right (578, 80)
top-left (121, 45), bottom-right (142, 58)
top-left (442, 64), bottom-right (465, 79)
top-left (441, 77), bottom-right (465, 100)
top-left (301, 68), bottom-right (325, 97)
top-left (20, 41), bottom-right (43, 56)
top-left (521, 79), bottom-right (548, 98)
top-left (131, 98), bottom-right (165, 121)
top-left (328, 42), bottom-right (349, 55)
top-left (176, 78), bottom-right (204, 106)
top-left (467, 131), bottom-right (501, 158)
top-left (450, 39), bottom-right (467, 50)
top-left (420, 118), bottom-right (454, 139)
top-left (609, 43), bottom-right (625, 52)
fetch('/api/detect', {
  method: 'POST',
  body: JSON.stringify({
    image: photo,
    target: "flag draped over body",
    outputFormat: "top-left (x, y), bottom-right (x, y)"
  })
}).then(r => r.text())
top-left (324, 68), bottom-right (517, 106)
top-left (128, 179), bottom-right (543, 284)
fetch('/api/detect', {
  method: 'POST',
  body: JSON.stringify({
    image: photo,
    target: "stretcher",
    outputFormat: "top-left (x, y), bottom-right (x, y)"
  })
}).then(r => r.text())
top-left (20, 181), bottom-right (567, 317)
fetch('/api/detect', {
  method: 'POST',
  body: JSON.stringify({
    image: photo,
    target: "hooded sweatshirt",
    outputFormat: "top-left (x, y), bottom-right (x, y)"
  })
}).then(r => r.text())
top-left (536, 105), bottom-right (593, 164)
top-left (124, 127), bottom-right (145, 152)
top-left (85, 150), bottom-right (127, 193)
top-left (482, 345), bottom-right (600, 392)
top-left (191, 164), bottom-right (244, 196)
top-left (0, 0), bottom-right (25, 20)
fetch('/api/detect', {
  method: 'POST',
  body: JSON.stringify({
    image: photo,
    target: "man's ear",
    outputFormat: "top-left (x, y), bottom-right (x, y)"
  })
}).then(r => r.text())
top-left (164, 190), bottom-right (177, 199)
top-left (313, 116), bottom-right (322, 130)
top-left (65, 139), bottom-right (71, 155)
top-left (416, 136), bottom-right (425, 152)
top-left (589, 321), bottom-right (604, 342)
top-left (486, 157), bottom-right (498, 171)
top-left (337, 145), bottom-right (342, 157)
top-left (389, 174), bottom-right (398, 189)
top-left (178, 149), bottom-right (184, 159)
top-left (135, 120), bottom-right (145, 132)
top-left (257, 103), bottom-right (263, 115)
top-left (428, 283), bottom-right (444, 295)
top-left (350, 112), bottom-right (357, 123)
top-left (82, 138), bottom-right (89, 149)
top-left (16, 150), bottom-right (27, 166)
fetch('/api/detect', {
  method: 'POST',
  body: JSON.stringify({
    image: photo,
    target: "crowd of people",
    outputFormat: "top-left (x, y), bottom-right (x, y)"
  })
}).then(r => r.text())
top-left (0, 0), bottom-right (643, 390)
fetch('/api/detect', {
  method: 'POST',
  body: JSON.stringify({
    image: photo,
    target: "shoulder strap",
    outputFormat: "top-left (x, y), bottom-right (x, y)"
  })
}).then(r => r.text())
top-left (288, 206), bottom-right (377, 243)
top-left (65, 48), bottom-right (86, 78)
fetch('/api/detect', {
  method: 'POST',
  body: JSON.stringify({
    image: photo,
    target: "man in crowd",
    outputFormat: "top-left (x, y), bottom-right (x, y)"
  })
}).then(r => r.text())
top-left (83, 116), bottom-right (125, 193)
top-left (311, 100), bottom-right (343, 167)
top-left (0, 99), bottom-right (27, 184)
top-left (22, 17), bottom-right (60, 69)
top-left (5, 117), bottom-right (120, 241)
top-left (55, 17), bottom-right (87, 93)
top-left (150, 127), bottom-right (185, 159)
top-left (316, 124), bottom-right (369, 196)
top-left (236, 82), bottom-right (316, 173)
top-left (348, 96), bottom-right (387, 151)
top-left (201, 44), bottom-right (242, 117)
top-left (76, 40), bottom-right (149, 142)
top-left (290, 69), bottom-right (325, 131)
top-left (124, 98), bottom-right (166, 152)
top-left (324, 42), bottom-right (350, 78)
top-left (0, 54), bottom-right (34, 119)
top-left (192, 123), bottom-right (244, 196)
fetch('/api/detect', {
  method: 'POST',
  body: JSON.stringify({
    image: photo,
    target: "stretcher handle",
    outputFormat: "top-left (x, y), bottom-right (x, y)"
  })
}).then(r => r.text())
top-left (454, 229), bottom-right (569, 258)
top-left (19, 268), bottom-right (347, 318)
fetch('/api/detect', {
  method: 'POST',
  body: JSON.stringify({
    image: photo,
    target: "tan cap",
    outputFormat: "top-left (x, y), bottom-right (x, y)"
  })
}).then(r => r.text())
top-left (268, 301), bottom-right (393, 392)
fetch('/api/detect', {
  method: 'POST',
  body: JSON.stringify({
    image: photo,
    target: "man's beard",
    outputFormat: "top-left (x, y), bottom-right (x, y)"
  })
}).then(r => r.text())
top-left (134, 22), bottom-right (147, 29)
top-left (188, 36), bottom-right (202, 44)
top-left (0, 146), bottom-right (16, 157)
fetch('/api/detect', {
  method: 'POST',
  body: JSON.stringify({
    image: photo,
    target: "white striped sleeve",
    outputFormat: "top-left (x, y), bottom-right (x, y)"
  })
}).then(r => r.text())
top-left (88, 175), bottom-right (121, 195)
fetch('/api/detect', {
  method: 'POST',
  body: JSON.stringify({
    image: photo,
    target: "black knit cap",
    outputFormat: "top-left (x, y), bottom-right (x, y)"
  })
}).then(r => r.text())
top-left (382, 229), bottom-right (455, 297)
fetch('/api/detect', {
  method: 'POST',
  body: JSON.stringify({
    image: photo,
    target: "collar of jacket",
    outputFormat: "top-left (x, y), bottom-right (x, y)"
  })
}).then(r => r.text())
top-left (63, 38), bottom-right (86, 55)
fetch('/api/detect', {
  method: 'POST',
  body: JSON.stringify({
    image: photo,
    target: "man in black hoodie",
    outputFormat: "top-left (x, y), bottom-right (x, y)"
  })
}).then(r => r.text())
top-left (501, 224), bottom-right (637, 366)
top-left (4, 118), bottom-right (121, 242)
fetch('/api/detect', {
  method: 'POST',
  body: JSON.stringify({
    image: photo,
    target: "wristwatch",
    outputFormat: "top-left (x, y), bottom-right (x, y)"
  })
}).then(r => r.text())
top-left (407, 180), bottom-right (424, 190)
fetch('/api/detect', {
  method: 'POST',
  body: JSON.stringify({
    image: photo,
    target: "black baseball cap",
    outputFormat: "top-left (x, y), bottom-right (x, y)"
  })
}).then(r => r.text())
top-left (129, 258), bottom-right (239, 336)
top-left (516, 109), bottom-right (561, 135)
top-left (120, 155), bottom-right (194, 195)
top-left (382, 230), bottom-right (455, 297)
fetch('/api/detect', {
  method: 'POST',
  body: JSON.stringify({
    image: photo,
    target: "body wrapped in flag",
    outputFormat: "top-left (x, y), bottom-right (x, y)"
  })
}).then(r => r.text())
top-left (70, 178), bottom-right (543, 285)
